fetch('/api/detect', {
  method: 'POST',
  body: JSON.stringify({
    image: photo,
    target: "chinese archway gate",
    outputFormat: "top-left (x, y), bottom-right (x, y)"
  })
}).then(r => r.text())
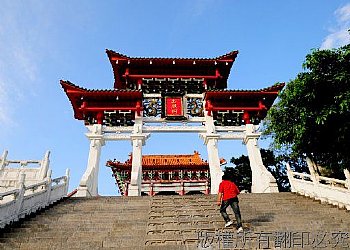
top-left (61, 49), bottom-right (284, 197)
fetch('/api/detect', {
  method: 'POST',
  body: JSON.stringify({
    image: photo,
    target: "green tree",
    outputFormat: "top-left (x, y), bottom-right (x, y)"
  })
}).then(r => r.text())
top-left (264, 44), bottom-right (350, 177)
top-left (226, 149), bottom-right (307, 192)
top-left (227, 154), bottom-right (252, 192)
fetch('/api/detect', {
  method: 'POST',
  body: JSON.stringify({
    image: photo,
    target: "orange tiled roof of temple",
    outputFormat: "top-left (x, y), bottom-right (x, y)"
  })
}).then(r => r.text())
top-left (141, 151), bottom-right (207, 166)
top-left (106, 151), bottom-right (215, 168)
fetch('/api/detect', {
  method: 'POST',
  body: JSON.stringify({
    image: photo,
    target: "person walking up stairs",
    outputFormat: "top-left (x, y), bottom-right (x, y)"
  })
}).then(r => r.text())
top-left (217, 172), bottom-right (243, 232)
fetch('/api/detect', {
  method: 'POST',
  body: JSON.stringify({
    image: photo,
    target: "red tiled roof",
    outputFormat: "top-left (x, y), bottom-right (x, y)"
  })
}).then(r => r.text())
top-left (106, 49), bottom-right (238, 61)
top-left (60, 80), bottom-right (142, 120)
top-left (142, 152), bottom-right (207, 166)
top-left (204, 83), bottom-right (285, 96)
top-left (60, 80), bottom-right (142, 94)
top-left (106, 50), bottom-right (239, 89)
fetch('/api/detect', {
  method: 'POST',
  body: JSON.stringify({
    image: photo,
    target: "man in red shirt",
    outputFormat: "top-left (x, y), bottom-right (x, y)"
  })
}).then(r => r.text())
top-left (217, 173), bottom-right (243, 232)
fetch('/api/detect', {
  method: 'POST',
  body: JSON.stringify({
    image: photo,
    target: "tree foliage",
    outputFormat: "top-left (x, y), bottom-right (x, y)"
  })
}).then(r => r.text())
top-left (264, 44), bottom-right (350, 175)
top-left (227, 154), bottom-right (251, 191)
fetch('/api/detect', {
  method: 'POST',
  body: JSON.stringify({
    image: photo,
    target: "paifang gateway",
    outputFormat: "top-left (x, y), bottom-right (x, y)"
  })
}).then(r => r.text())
top-left (61, 50), bottom-right (284, 197)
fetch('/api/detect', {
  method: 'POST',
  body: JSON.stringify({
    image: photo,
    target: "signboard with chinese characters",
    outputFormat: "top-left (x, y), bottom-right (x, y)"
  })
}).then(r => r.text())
top-left (164, 96), bottom-right (184, 118)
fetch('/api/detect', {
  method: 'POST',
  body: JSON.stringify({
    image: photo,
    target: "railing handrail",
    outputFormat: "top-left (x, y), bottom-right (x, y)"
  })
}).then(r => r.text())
top-left (52, 176), bottom-right (67, 185)
top-left (0, 169), bottom-right (70, 228)
top-left (287, 162), bottom-right (350, 210)
top-left (67, 189), bottom-right (78, 197)
top-left (24, 180), bottom-right (48, 190)
top-left (0, 189), bottom-right (20, 200)
top-left (318, 175), bottom-right (347, 185)
top-left (290, 172), bottom-right (311, 178)
top-left (289, 169), bottom-right (347, 185)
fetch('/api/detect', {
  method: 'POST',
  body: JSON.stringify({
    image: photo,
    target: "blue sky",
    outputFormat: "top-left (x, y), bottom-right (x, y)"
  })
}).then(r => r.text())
top-left (1, 1), bottom-right (349, 195)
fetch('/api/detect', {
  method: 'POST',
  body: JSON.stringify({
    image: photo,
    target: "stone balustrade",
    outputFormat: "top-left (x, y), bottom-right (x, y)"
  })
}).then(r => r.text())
top-left (286, 162), bottom-right (350, 210)
top-left (0, 151), bottom-right (70, 228)
top-left (0, 169), bottom-right (69, 228)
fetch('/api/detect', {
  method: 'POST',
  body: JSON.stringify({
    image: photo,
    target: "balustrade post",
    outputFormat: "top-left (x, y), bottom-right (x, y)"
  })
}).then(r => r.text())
top-left (39, 151), bottom-right (50, 179)
top-left (16, 173), bottom-right (26, 219)
top-left (65, 168), bottom-right (70, 195)
top-left (46, 169), bottom-right (52, 203)
top-left (305, 157), bottom-right (321, 199)
top-left (0, 150), bottom-right (8, 171)
top-left (344, 169), bottom-right (350, 190)
top-left (305, 157), bottom-right (319, 183)
top-left (286, 163), bottom-right (296, 192)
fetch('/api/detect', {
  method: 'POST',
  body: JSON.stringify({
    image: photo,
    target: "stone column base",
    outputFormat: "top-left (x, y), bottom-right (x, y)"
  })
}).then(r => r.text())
top-left (128, 185), bottom-right (140, 196)
top-left (74, 186), bottom-right (92, 197)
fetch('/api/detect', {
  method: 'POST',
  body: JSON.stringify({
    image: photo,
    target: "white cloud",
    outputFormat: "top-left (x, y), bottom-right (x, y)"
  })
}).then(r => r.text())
top-left (0, 3), bottom-right (44, 126)
top-left (0, 78), bottom-right (14, 126)
top-left (336, 3), bottom-right (350, 23)
top-left (321, 3), bottom-right (350, 49)
top-left (191, 0), bottom-right (216, 17)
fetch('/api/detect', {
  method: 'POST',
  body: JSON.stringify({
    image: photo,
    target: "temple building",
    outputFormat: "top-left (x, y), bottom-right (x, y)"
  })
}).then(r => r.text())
top-left (107, 151), bottom-right (216, 196)
top-left (61, 49), bottom-right (284, 197)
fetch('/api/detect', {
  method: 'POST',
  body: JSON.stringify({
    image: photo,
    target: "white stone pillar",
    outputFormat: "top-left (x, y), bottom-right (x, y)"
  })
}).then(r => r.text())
top-left (244, 124), bottom-right (278, 193)
top-left (206, 135), bottom-right (223, 194)
top-left (128, 135), bottom-right (144, 196)
top-left (200, 100), bottom-right (223, 194)
top-left (76, 124), bottom-right (105, 197)
top-left (128, 113), bottom-right (149, 196)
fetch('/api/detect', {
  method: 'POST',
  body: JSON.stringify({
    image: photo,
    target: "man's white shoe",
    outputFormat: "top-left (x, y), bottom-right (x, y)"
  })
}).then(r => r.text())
top-left (237, 227), bottom-right (243, 233)
top-left (224, 221), bottom-right (233, 227)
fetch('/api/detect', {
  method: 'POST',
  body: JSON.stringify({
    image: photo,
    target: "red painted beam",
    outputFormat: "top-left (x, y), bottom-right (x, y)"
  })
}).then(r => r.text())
top-left (123, 74), bottom-right (222, 79)
top-left (79, 107), bottom-right (143, 112)
top-left (210, 106), bottom-right (266, 111)
top-left (207, 107), bottom-right (267, 116)
top-left (206, 100), bottom-right (266, 116)
top-left (205, 91), bottom-right (280, 98)
top-left (66, 90), bottom-right (142, 98)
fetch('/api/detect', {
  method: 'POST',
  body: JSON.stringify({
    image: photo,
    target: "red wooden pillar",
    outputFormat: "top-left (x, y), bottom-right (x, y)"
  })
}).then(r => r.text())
top-left (137, 79), bottom-right (142, 90)
top-left (150, 183), bottom-right (154, 196)
top-left (96, 112), bottom-right (104, 125)
top-left (203, 79), bottom-right (207, 90)
top-left (243, 111), bottom-right (251, 124)
top-left (179, 181), bottom-right (185, 196)
top-left (206, 100), bottom-right (213, 116)
top-left (136, 101), bottom-right (141, 116)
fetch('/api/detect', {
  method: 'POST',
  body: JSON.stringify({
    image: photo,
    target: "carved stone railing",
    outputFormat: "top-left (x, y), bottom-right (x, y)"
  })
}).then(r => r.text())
top-left (0, 169), bottom-right (70, 228)
top-left (0, 150), bottom-right (51, 192)
top-left (286, 163), bottom-right (350, 210)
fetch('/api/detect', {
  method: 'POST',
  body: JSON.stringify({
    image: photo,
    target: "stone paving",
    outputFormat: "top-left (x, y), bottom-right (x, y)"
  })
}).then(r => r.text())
top-left (1, 193), bottom-right (350, 249)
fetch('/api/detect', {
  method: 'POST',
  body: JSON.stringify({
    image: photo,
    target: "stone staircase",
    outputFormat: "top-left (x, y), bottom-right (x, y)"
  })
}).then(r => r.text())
top-left (1, 193), bottom-right (350, 249)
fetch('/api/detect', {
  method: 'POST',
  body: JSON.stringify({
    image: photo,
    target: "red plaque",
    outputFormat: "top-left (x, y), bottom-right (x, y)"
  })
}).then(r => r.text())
top-left (165, 97), bottom-right (183, 117)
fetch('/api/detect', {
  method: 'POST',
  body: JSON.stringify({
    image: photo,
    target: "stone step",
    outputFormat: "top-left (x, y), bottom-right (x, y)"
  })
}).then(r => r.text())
top-left (1, 193), bottom-right (349, 249)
